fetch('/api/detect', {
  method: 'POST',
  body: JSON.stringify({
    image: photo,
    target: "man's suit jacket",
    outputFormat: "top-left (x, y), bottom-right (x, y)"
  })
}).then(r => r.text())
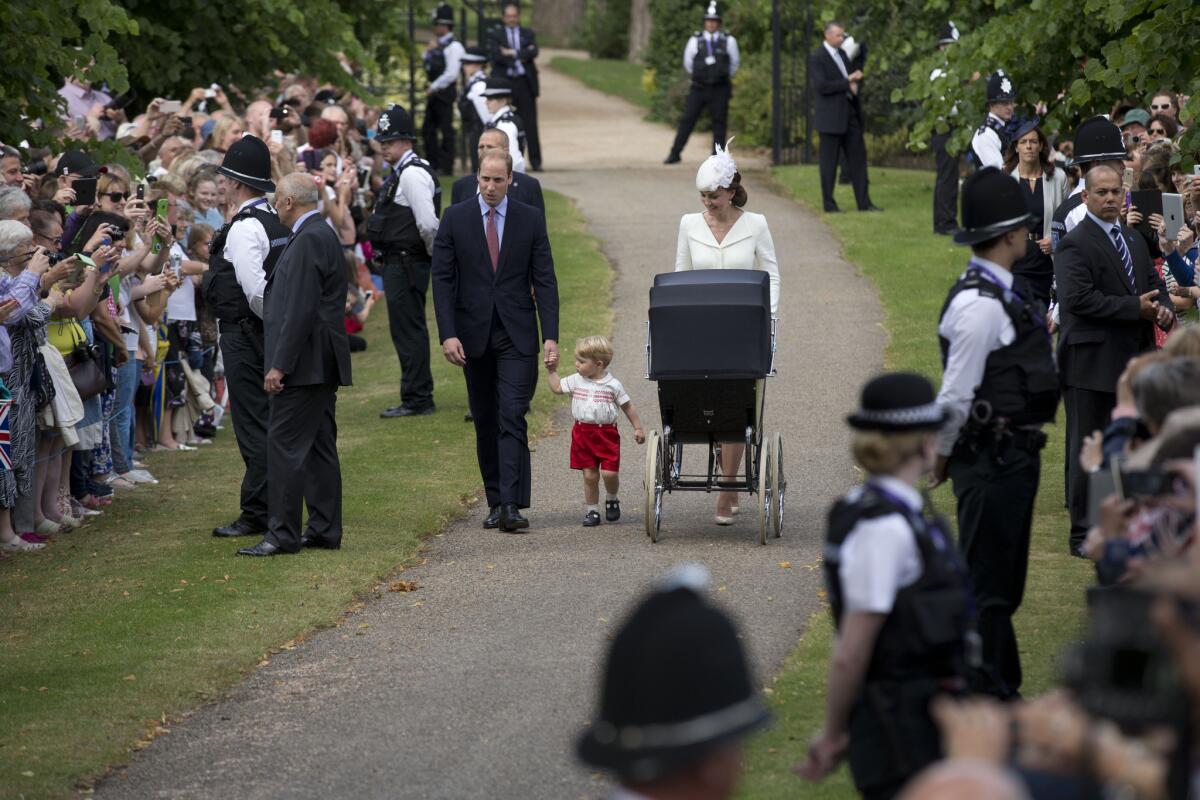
top-left (264, 214), bottom-right (352, 387)
top-left (808, 45), bottom-right (860, 134)
top-left (449, 172), bottom-right (544, 212)
top-left (1054, 214), bottom-right (1170, 393)
top-left (431, 196), bottom-right (559, 359)
top-left (488, 25), bottom-right (540, 96)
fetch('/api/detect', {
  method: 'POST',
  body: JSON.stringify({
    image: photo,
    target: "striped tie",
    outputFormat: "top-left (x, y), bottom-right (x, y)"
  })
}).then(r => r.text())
top-left (1111, 226), bottom-right (1135, 292)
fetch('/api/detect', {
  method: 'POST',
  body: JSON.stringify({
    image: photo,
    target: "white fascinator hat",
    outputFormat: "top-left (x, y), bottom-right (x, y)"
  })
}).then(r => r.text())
top-left (695, 138), bottom-right (738, 193)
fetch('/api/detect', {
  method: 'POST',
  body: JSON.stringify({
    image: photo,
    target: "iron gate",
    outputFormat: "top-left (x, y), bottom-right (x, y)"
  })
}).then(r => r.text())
top-left (771, 0), bottom-right (814, 165)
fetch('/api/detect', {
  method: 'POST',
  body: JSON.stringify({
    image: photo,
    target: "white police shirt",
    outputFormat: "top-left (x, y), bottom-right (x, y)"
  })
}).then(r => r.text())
top-left (971, 113), bottom-right (1006, 169)
top-left (838, 476), bottom-right (923, 614)
top-left (223, 197), bottom-right (274, 318)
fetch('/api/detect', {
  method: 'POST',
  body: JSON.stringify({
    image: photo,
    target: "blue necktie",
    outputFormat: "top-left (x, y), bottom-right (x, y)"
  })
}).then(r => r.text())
top-left (1111, 226), bottom-right (1135, 292)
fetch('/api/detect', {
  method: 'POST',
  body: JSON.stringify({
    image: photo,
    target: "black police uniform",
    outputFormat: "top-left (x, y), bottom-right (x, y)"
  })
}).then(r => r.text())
top-left (666, 8), bottom-right (736, 163)
top-left (423, 36), bottom-right (459, 175)
top-left (825, 483), bottom-right (972, 800)
top-left (459, 49), bottom-right (490, 173)
top-left (205, 202), bottom-right (291, 532)
top-left (484, 107), bottom-right (526, 156)
top-left (968, 71), bottom-right (1016, 171)
top-left (367, 114), bottom-right (442, 416)
top-left (931, 22), bottom-right (961, 235)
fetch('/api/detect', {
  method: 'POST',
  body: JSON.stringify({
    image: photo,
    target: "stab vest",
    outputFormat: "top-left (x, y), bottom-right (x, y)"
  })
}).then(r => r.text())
top-left (938, 268), bottom-right (1059, 427)
top-left (691, 31), bottom-right (732, 86)
top-left (486, 109), bottom-right (527, 155)
top-left (366, 157), bottom-right (442, 259)
top-left (1050, 191), bottom-right (1085, 251)
top-left (204, 204), bottom-right (291, 326)
top-left (825, 485), bottom-right (971, 682)
top-left (424, 36), bottom-right (458, 103)
top-left (969, 115), bottom-right (1010, 171)
top-left (458, 72), bottom-right (488, 130)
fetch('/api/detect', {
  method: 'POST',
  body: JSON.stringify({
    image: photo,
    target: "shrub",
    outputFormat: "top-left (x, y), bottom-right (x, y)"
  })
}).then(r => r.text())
top-left (581, 0), bottom-right (632, 60)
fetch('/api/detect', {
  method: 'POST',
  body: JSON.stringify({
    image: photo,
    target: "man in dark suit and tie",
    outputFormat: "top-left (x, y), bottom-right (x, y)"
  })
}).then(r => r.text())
top-left (450, 128), bottom-right (544, 211)
top-left (489, 3), bottom-right (542, 171)
top-left (1055, 163), bottom-right (1173, 555)
top-left (238, 173), bottom-right (353, 556)
top-left (432, 151), bottom-right (559, 533)
top-left (809, 21), bottom-right (879, 213)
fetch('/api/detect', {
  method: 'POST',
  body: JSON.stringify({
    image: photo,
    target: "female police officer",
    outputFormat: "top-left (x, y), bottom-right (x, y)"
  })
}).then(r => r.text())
top-left (796, 372), bottom-right (976, 800)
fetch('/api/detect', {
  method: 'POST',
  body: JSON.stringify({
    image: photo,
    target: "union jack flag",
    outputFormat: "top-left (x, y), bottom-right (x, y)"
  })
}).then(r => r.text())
top-left (0, 398), bottom-right (12, 471)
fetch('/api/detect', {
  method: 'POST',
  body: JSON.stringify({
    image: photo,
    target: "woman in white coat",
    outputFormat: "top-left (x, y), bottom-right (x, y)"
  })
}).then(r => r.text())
top-left (675, 141), bottom-right (781, 525)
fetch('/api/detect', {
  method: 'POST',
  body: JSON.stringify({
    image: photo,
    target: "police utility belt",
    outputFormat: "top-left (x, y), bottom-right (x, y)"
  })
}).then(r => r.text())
top-left (218, 316), bottom-right (264, 336)
top-left (956, 400), bottom-right (1047, 456)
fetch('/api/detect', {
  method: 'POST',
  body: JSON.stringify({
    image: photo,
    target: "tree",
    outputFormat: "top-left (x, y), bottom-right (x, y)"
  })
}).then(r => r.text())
top-left (895, 0), bottom-right (1200, 164)
top-left (531, 0), bottom-right (587, 46)
top-left (628, 0), bottom-right (652, 62)
top-left (0, 0), bottom-right (137, 148)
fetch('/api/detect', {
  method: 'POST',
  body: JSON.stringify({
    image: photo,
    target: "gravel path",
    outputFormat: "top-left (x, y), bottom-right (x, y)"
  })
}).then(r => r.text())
top-left (95, 55), bottom-right (884, 799)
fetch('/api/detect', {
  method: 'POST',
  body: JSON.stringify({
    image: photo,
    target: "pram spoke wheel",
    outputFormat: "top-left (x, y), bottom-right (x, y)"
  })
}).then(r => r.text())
top-left (772, 432), bottom-right (785, 538)
top-left (644, 430), bottom-right (663, 541)
top-left (757, 435), bottom-right (772, 546)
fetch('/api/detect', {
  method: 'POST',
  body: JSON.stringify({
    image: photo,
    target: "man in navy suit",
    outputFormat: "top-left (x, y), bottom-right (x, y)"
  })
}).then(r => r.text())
top-left (432, 151), bottom-right (559, 533)
top-left (239, 173), bottom-right (353, 556)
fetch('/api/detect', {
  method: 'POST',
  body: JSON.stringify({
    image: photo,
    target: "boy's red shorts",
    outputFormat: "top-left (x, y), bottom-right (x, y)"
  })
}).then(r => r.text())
top-left (570, 422), bottom-right (621, 471)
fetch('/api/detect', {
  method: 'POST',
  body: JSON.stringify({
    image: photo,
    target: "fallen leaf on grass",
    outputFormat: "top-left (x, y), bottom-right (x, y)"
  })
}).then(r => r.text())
top-left (20, 771), bottom-right (33, 777)
top-left (778, 561), bottom-right (792, 569)
top-left (123, 675), bottom-right (136, 681)
top-left (388, 580), bottom-right (420, 593)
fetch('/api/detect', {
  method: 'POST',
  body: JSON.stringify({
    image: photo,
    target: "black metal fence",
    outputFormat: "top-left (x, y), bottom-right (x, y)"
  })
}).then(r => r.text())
top-left (771, 0), bottom-right (814, 166)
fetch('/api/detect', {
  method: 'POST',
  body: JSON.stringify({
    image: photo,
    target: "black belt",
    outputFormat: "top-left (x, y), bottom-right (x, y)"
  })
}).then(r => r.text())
top-left (219, 318), bottom-right (263, 335)
top-left (957, 424), bottom-right (1047, 457)
top-left (375, 249), bottom-right (429, 262)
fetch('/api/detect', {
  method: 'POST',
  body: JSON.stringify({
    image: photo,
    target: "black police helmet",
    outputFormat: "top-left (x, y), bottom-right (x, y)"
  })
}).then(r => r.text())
top-left (986, 70), bottom-right (1016, 104)
top-left (1069, 116), bottom-right (1127, 167)
top-left (847, 372), bottom-right (949, 432)
top-left (216, 134), bottom-right (275, 193)
top-left (376, 104), bottom-right (416, 143)
top-left (953, 166), bottom-right (1037, 247)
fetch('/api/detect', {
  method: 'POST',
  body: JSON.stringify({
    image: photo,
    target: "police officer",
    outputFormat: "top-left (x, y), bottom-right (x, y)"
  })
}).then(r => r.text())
top-left (1049, 115), bottom-right (1127, 251)
top-left (458, 46), bottom-right (491, 174)
top-left (930, 21), bottom-right (961, 235)
top-left (664, 1), bottom-right (740, 165)
top-left (969, 70), bottom-right (1016, 170)
top-left (799, 373), bottom-right (974, 800)
top-left (205, 135), bottom-right (293, 540)
top-left (480, 76), bottom-right (526, 174)
top-left (368, 104), bottom-right (442, 418)
top-left (422, 3), bottom-right (465, 176)
top-left (931, 167), bottom-right (1059, 700)
top-left (577, 566), bottom-right (770, 799)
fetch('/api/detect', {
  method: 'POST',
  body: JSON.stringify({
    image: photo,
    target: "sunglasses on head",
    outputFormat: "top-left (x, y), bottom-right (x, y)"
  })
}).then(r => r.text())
top-left (102, 192), bottom-right (127, 202)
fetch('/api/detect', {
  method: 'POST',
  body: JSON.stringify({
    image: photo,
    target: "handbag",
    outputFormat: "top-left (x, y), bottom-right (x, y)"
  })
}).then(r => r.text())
top-left (59, 321), bottom-right (109, 401)
top-left (30, 348), bottom-right (56, 412)
top-left (0, 379), bottom-right (13, 471)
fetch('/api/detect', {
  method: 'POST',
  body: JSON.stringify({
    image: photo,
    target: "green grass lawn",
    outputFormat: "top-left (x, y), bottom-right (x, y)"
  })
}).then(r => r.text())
top-left (549, 56), bottom-right (652, 110)
top-left (736, 166), bottom-right (1092, 799)
top-left (0, 188), bottom-right (611, 799)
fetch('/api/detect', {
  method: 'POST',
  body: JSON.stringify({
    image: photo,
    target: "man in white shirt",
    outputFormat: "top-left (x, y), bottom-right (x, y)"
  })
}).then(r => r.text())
top-left (207, 135), bottom-right (295, 540)
top-left (367, 104), bottom-right (441, 418)
top-left (931, 167), bottom-right (1058, 699)
top-left (480, 78), bottom-right (527, 174)
top-left (422, 3), bottom-right (465, 175)
top-left (664, 2), bottom-right (740, 164)
top-left (458, 46), bottom-right (491, 173)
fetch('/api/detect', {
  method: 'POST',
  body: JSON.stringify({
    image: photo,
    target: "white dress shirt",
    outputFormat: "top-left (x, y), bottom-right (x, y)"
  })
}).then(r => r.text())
top-left (970, 113), bottom-right (1006, 170)
top-left (838, 476), bottom-right (923, 614)
top-left (428, 34), bottom-right (465, 93)
top-left (935, 257), bottom-right (1017, 456)
top-left (223, 197), bottom-right (274, 318)
top-left (675, 211), bottom-right (781, 313)
top-left (487, 104), bottom-right (526, 173)
top-left (682, 31), bottom-right (741, 75)
top-left (391, 150), bottom-right (439, 254)
top-left (823, 41), bottom-right (850, 79)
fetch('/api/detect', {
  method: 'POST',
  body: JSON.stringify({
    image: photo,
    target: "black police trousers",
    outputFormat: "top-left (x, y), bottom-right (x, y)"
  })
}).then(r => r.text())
top-left (848, 678), bottom-right (945, 800)
top-left (669, 82), bottom-right (731, 158)
top-left (949, 441), bottom-right (1041, 699)
top-left (218, 325), bottom-right (270, 530)
top-left (381, 253), bottom-right (434, 410)
top-left (422, 94), bottom-right (455, 175)
top-left (932, 130), bottom-right (960, 233)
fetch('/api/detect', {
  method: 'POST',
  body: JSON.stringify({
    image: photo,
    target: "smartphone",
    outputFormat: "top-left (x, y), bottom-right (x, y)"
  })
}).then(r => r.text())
top-left (136, 183), bottom-right (146, 201)
top-left (1123, 167), bottom-right (1135, 189)
top-left (363, 289), bottom-right (374, 302)
top-left (1163, 193), bottom-right (1185, 240)
top-left (74, 115), bottom-right (87, 130)
top-left (1194, 166), bottom-right (1200, 177)
top-left (159, 99), bottom-right (182, 114)
top-left (72, 177), bottom-right (97, 207)
top-left (151, 198), bottom-right (169, 255)
top-left (271, 129), bottom-right (284, 145)
top-left (76, 253), bottom-right (96, 268)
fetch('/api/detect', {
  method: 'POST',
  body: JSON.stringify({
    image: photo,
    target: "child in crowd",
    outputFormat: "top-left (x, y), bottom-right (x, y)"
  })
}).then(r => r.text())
top-left (547, 336), bottom-right (645, 527)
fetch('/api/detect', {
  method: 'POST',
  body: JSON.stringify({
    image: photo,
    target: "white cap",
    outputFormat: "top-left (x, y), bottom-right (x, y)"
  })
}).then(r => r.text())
top-left (695, 138), bottom-right (738, 192)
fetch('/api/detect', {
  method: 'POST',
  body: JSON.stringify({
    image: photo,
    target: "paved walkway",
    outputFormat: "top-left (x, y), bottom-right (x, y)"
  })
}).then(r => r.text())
top-left (96, 55), bottom-right (884, 799)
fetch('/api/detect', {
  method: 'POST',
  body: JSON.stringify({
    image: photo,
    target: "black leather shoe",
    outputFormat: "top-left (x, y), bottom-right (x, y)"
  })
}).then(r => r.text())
top-left (605, 499), bottom-right (621, 523)
top-left (380, 403), bottom-right (436, 418)
top-left (499, 503), bottom-right (529, 533)
top-left (300, 533), bottom-right (341, 550)
top-left (237, 539), bottom-right (291, 556)
top-left (464, 413), bottom-right (474, 423)
top-left (859, 204), bottom-right (884, 212)
top-left (663, 153), bottom-right (681, 164)
top-left (213, 519), bottom-right (265, 538)
top-left (482, 505), bottom-right (501, 529)
top-left (582, 510), bottom-right (602, 527)
top-left (823, 205), bottom-right (842, 213)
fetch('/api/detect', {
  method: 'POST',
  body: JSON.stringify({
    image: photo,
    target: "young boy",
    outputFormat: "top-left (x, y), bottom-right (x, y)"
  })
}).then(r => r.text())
top-left (547, 336), bottom-right (645, 526)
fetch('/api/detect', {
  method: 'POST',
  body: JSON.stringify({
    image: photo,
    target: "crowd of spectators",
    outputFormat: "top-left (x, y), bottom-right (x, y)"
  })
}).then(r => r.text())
top-left (0, 71), bottom-right (392, 554)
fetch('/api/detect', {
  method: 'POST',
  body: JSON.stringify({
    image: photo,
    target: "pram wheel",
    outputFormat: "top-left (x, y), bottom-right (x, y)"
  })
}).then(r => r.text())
top-left (644, 430), bottom-right (663, 541)
top-left (757, 435), bottom-right (773, 545)
top-left (772, 432), bottom-right (786, 538)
